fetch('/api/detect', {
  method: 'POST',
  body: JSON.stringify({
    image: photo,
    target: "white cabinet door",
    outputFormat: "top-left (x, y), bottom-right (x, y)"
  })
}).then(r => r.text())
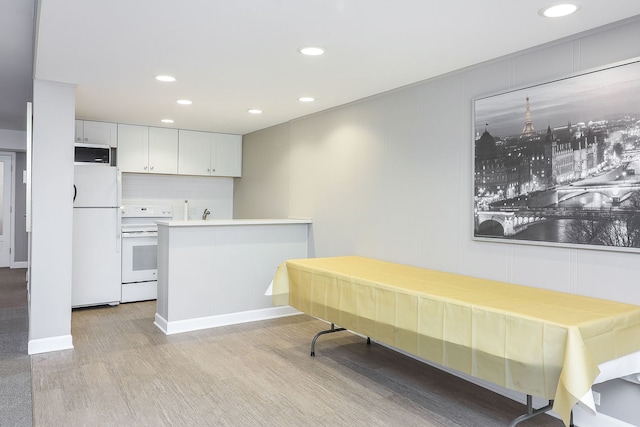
top-left (75, 120), bottom-right (84, 143)
top-left (149, 127), bottom-right (178, 174)
top-left (118, 124), bottom-right (149, 173)
top-left (81, 121), bottom-right (118, 147)
top-left (178, 130), bottom-right (212, 175)
top-left (211, 133), bottom-right (242, 177)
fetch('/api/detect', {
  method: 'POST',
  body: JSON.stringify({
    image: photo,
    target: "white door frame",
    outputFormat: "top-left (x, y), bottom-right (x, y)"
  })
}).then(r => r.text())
top-left (0, 151), bottom-right (16, 268)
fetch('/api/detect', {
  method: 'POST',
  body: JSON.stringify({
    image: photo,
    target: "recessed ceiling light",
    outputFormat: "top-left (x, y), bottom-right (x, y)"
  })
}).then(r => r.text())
top-left (161, 119), bottom-right (174, 123)
top-left (248, 109), bottom-right (263, 114)
top-left (155, 75), bottom-right (176, 82)
top-left (540, 3), bottom-right (579, 18)
top-left (298, 46), bottom-right (326, 56)
top-left (177, 99), bottom-right (192, 105)
top-left (298, 97), bottom-right (315, 102)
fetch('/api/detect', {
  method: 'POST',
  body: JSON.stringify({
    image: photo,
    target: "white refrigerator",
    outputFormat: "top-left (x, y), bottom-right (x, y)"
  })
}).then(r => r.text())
top-left (72, 165), bottom-right (121, 307)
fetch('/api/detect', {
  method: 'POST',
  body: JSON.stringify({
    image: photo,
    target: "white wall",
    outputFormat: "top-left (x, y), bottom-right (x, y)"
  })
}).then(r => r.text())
top-left (122, 173), bottom-right (234, 220)
top-left (234, 17), bottom-right (640, 425)
top-left (28, 80), bottom-right (75, 354)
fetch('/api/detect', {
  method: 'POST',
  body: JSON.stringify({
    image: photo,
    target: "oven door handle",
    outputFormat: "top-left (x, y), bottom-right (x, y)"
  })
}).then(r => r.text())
top-left (122, 232), bottom-right (158, 238)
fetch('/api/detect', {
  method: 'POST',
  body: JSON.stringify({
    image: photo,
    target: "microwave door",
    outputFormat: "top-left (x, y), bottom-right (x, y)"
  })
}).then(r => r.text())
top-left (74, 144), bottom-right (110, 164)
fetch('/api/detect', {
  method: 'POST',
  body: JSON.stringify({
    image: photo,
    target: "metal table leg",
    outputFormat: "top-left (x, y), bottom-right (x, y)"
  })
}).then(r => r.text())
top-left (508, 395), bottom-right (566, 426)
top-left (310, 323), bottom-right (346, 356)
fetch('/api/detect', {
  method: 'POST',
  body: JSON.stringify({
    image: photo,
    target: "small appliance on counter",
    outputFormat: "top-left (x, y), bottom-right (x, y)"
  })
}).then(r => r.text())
top-left (121, 205), bottom-right (173, 303)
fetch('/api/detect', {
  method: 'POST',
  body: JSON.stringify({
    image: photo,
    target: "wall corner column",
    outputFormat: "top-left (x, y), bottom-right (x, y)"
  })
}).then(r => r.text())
top-left (28, 79), bottom-right (76, 354)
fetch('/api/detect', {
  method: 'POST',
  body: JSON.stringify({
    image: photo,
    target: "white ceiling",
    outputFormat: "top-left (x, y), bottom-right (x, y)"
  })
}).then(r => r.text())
top-left (6, 1), bottom-right (640, 135)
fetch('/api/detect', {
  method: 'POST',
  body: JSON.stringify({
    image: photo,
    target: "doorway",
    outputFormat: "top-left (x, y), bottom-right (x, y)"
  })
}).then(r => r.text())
top-left (0, 154), bottom-right (14, 267)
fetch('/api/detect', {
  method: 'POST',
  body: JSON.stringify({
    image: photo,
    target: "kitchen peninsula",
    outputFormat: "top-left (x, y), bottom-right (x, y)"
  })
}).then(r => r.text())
top-left (154, 219), bottom-right (311, 335)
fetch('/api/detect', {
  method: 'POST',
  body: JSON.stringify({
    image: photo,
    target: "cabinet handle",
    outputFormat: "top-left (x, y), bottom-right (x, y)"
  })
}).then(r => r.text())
top-left (150, 166), bottom-right (154, 171)
top-left (84, 137), bottom-right (88, 142)
top-left (207, 168), bottom-right (210, 172)
top-left (144, 166), bottom-right (148, 170)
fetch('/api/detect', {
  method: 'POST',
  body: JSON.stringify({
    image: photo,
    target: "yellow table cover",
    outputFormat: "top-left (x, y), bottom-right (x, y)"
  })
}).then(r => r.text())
top-left (272, 256), bottom-right (640, 426)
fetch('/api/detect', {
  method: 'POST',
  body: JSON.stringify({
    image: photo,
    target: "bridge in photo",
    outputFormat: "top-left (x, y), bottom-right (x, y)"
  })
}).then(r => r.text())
top-left (475, 206), bottom-right (639, 237)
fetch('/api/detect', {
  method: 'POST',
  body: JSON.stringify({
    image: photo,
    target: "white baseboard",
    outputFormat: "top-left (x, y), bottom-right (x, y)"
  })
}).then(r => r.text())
top-left (11, 261), bottom-right (27, 269)
top-left (28, 334), bottom-right (73, 355)
top-left (155, 306), bottom-right (301, 335)
top-left (154, 313), bottom-right (169, 334)
top-left (573, 404), bottom-right (636, 427)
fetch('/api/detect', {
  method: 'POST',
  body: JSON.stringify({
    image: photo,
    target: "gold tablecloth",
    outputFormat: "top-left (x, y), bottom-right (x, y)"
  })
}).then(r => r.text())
top-left (272, 256), bottom-right (640, 426)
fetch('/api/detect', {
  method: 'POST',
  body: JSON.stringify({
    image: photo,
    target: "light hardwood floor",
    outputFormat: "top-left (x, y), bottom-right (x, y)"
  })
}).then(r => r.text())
top-left (31, 301), bottom-right (562, 426)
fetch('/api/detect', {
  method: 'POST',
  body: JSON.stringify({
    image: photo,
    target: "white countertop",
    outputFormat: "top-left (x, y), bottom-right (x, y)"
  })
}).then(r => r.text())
top-left (156, 218), bottom-right (312, 227)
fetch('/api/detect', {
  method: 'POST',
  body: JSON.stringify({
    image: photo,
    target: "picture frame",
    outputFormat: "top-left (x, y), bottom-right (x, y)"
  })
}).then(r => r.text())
top-left (473, 57), bottom-right (640, 252)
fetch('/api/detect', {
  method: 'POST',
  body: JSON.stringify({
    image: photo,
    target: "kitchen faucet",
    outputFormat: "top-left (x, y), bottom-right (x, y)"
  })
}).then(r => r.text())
top-left (202, 208), bottom-right (211, 220)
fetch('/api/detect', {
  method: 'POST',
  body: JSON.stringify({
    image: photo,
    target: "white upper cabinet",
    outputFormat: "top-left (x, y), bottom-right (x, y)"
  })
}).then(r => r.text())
top-left (212, 133), bottom-right (242, 177)
top-left (178, 130), bottom-right (212, 176)
top-left (117, 124), bottom-right (149, 173)
top-left (95, 121), bottom-right (240, 177)
top-left (75, 120), bottom-right (118, 148)
top-left (118, 124), bottom-right (178, 174)
top-left (75, 120), bottom-right (83, 143)
top-left (148, 127), bottom-right (178, 174)
top-left (178, 130), bottom-right (242, 177)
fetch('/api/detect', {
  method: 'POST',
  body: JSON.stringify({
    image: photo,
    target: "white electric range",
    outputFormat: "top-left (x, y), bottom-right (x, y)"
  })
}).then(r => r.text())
top-left (120, 205), bottom-right (172, 303)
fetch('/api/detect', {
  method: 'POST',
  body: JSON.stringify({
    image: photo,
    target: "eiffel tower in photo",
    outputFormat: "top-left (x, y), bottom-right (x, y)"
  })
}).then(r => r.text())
top-left (521, 96), bottom-right (535, 137)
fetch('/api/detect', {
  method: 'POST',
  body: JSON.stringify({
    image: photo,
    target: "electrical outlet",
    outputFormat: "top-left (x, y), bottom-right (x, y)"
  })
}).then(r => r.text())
top-left (593, 391), bottom-right (601, 406)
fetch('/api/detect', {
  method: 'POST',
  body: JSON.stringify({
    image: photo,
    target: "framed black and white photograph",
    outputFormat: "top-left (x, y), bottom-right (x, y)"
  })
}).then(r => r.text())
top-left (473, 58), bottom-right (640, 252)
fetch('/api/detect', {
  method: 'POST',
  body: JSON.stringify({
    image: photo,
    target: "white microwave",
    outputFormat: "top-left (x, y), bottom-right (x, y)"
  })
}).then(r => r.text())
top-left (74, 143), bottom-right (113, 165)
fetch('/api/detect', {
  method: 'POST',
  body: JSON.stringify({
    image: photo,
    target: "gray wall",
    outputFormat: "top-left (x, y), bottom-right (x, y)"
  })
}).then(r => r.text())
top-left (234, 17), bottom-right (640, 425)
top-left (233, 122), bottom-right (290, 219)
top-left (0, 129), bottom-right (28, 264)
top-left (14, 151), bottom-right (27, 262)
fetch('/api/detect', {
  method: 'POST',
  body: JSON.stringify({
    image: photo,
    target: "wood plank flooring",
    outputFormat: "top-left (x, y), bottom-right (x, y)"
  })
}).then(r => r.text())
top-left (31, 301), bottom-right (562, 426)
